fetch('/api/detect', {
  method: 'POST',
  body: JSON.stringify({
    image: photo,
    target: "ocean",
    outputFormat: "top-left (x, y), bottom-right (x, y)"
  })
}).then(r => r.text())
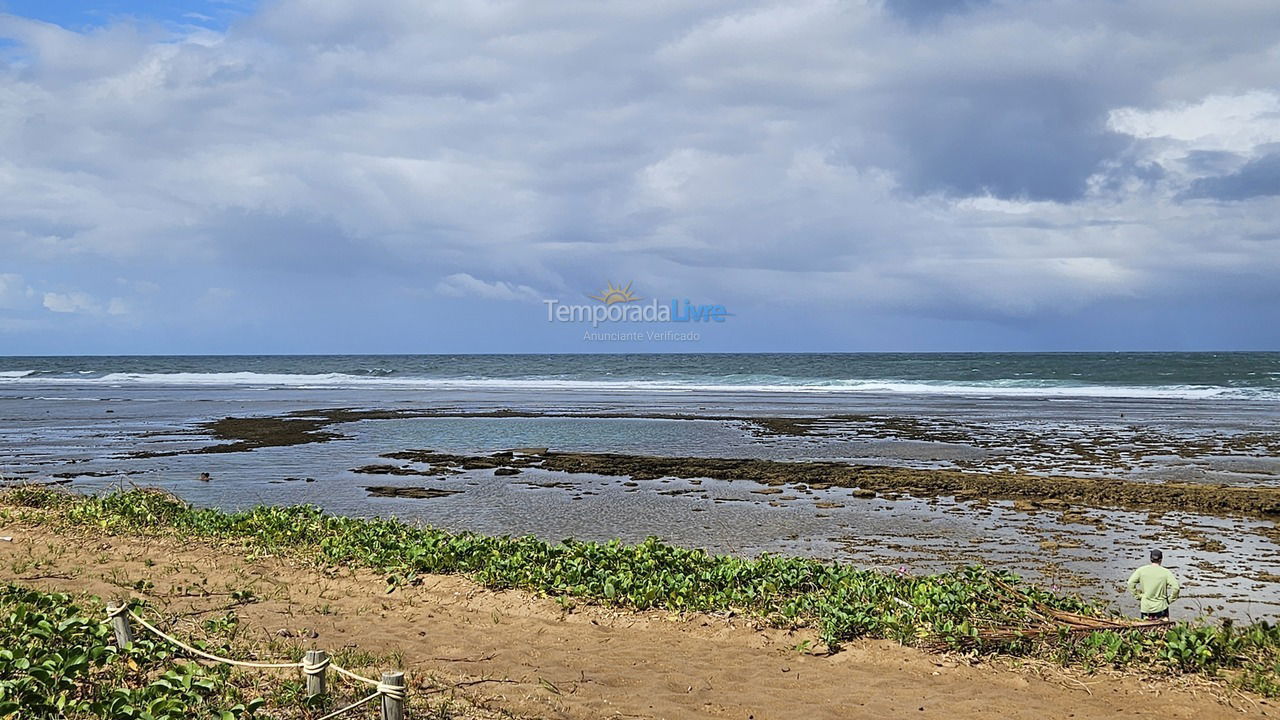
top-left (2, 352), bottom-right (1278, 399)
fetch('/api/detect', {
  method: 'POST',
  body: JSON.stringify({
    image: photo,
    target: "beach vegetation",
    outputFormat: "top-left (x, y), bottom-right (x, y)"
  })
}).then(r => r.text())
top-left (4, 487), bottom-right (1279, 699)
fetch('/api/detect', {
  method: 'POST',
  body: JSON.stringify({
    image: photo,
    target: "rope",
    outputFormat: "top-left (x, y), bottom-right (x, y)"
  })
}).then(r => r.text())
top-left (309, 682), bottom-right (404, 720)
top-left (108, 603), bottom-right (407, 716)
top-left (377, 681), bottom-right (407, 702)
top-left (126, 609), bottom-right (304, 669)
top-left (302, 655), bottom-right (331, 676)
top-left (313, 691), bottom-right (380, 720)
top-left (330, 662), bottom-right (382, 687)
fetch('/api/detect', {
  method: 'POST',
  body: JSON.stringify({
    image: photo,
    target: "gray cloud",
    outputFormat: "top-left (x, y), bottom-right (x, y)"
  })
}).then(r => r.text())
top-left (883, 0), bottom-right (989, 27)
top-left (883, 77), bottom-right (1129, 201)
top-left (1, 1), bottom-right (1279, 351)
top-left (1185, 149), bottom-right (1280, 200)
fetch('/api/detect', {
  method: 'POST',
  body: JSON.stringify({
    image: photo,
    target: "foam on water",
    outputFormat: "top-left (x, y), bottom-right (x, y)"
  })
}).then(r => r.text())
top-left (0, 369), bottom-right (1272, 400)
top-left (2, 353), bottom-right (1278, 402)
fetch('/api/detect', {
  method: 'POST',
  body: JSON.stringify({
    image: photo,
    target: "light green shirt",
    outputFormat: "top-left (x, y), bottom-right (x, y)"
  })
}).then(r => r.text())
top-left (1127, 563), bottom-right (1180, 614)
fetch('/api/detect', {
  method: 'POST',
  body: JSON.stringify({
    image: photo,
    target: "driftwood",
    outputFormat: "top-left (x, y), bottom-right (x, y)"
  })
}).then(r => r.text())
top-left (928, 576), bottom-right (1174, 648)
top-left (966, 612), bottom-right (1172, 644)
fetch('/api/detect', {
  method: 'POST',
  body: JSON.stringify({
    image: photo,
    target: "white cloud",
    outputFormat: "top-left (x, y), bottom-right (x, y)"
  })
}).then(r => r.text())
top-left (42, 291), bottom-right (98, 314)
top-left (1108, 92), bottom-right (1280, 154)
top-left (435, 273), bottom-right (542, 302)
top-left (0, 273), bottom-right (34, 309)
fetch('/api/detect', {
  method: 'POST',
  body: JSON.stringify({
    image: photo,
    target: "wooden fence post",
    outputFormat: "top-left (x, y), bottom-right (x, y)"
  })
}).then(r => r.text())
top-left (380, 670), bottom-right (405, 720)
top-left (303, 649), bottom-right (327, 697)
top-left (106, 603), bottom-right (133, 647)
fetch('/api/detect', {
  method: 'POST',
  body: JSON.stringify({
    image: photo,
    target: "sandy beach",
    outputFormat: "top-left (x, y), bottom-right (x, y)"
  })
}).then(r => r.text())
top-left (1, 517), bottom-right (1272, 720)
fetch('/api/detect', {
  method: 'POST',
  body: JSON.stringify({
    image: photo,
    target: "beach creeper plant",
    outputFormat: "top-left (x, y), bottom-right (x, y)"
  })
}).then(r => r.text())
top-left (0, 582), bottom-right (464, 719)
top-left (4, 486), bottom-right (1279, 698)
top-left (0, 584), bottom-right (265, 719)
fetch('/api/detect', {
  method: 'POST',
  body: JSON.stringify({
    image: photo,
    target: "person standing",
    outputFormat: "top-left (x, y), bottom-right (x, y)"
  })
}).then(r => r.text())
top-left (1127, 549), bottom-right (1180, 619)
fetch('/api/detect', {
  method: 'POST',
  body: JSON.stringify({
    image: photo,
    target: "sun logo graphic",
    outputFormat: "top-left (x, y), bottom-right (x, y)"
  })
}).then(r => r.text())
top-left (589, 281), bottom-right (641, 305)
top-left (544, 281), bottom-right (728, 329)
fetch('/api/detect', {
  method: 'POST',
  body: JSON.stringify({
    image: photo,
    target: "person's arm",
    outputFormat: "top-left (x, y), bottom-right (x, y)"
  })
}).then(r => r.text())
top-left (1127, 568), bottom-right (1142, 598)
top-left (1167, 571), bottom-right (1180, 604)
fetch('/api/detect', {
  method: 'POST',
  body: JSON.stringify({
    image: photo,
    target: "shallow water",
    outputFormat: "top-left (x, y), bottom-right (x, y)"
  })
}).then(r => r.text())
top-left (2, 379), bottom-right (1278, 620)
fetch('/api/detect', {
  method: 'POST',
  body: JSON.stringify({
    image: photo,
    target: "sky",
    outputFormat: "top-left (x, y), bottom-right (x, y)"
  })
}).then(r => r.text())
top-left (1, 0), bottom-right (1279, 355)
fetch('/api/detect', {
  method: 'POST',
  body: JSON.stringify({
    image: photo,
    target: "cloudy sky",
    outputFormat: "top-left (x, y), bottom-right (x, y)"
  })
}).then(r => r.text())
top-left (1, 0), bottom-right (1278, 354)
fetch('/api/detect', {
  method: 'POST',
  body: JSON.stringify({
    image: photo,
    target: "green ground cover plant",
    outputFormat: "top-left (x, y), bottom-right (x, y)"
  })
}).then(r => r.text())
top-left (3, 486), bottom-right (1277, 699)
top-left (0, 583), bottom-right (265, 719)
top-left (0, 581), bottom-right (477, 720)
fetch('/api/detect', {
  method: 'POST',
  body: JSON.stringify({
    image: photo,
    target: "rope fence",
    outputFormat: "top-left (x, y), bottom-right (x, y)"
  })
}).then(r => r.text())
top-left (106, 602), bottom-right (407, 720)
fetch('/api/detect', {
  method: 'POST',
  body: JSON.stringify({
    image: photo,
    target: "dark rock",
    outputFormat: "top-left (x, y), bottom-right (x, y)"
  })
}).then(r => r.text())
top-left (363, 486), bottom-right (462, 499)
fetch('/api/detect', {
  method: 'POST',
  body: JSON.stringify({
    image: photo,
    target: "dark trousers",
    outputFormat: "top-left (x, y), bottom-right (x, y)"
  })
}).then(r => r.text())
top-left (1142, 609), bottom-right (1169, 620)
